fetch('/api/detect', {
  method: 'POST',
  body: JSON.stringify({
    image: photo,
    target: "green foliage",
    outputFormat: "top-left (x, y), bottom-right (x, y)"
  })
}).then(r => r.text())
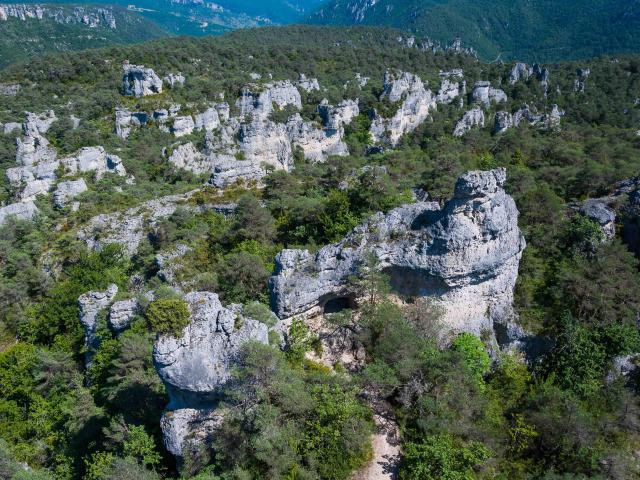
top-left (400, 433), bottom-right (491, 480)
top-left (145, 299), bottom-right (190, 337)
top-left (122, 425), bottom-right (161, 468)
top-left (450, 333), bottom-right (491, 385)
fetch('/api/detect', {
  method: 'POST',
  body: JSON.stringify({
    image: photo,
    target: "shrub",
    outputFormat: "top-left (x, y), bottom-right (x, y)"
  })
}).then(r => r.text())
top-left (145, 299), bottom-right (190, 337)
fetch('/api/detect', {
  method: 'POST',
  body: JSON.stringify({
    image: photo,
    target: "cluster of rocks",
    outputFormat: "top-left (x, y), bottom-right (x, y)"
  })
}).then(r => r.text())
top-left (0, 4), bottom-right (117, 28)
top-left (0, 111), bottom-right (129, 225)
top-left (493, 104), bottom-right (564, 134)
top-left (370, 71), bottom-right (438, 145)
top-left (76, 189), bottom-right (236, 255)
top-left (471, 81), bottom-right (507, 107)
top-left (0, 83), bottom-right (20, 96)
top-left (574, 67), bottom-right (591, 93)
top-left (508, 62), bottom-right (550, 91)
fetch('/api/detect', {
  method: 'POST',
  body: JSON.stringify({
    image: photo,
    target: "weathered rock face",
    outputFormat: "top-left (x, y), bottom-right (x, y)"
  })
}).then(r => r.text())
top-left (239, 119), bottom-right (293, 171)
top-left (533, 64), bottom-right (550, 90)
top-left (194, 107), bottom-right (220, 132)
top-left (78, 284), bottom-right (118, 366)
top-left (493, 111), bottom-right (514, 134)
top-left (153, 292), bottom-right (270, 457)
top-left (53, 179), bottom-right (88, 208)
top-left (270, 169), bottom-right (526, 340)
top-left (370, 71), bottom-right (436, 145)
top-left (580, 199), bottom-right (616, 241)
top-left (237, 80), bottom-right (302, 119)
top-left (0, 4), bottom-right (117, 28)
top-left (0, 83), bottom-right (20, 96)
top-left (509, 62), bottom-right (533, 85)
top-left (574, 67), bottom-right (591, 93)
top-left (171, 116), bottom-right (195, 138)
top-left (297, 73), bottom-right (320, 92)
top-left (60, 146), bottom-right (127, 179)
top-left (15, 111), bottom-right (58, 166)
top-left (0, 200), bottom-right (38, 226)
top-left (168, 143), bottom-right (209, 174)
top-left (109, 299), bottom-right (139, 332)
top-left (287, 114), bottom-right (348, 162)
top-left (471, 81), bottom-right (507, 106)
top-left (122, 64), bottom-right (163, 97)
top-left (164, 73), bottom-right (185, 88)
top-left (77, 190), bottom-right (236, 255)
top-left (436, 78), bottom-right (461, 104)
top-left (115, 108), bottom-right (147, 139)
top-left (453, 108), bottom-right (485, 137)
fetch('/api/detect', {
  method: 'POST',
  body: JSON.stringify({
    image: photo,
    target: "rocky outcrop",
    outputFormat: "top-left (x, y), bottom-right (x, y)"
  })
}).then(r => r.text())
top-left (509, 62), bottom-right (533, 85)
top-left (238, 119), bottom-right (293, 171)
top-left (194, 107), bottom-right (220, 132)
top-left (0, 200), bottom-right (38, 226)
top-left (574, 68), bottom-right (591, 93)
top-left (122, 64), bottom-right (163, 97)
top-left (579, 199), bottom-right (616, 241)
top-left (164, 73), bottom-right (185, 88)
top-left (208, 158), bottom-right (265, 188)
top-left (171, 116), bottom-right (195, 138)
top-left (471, 81), bottom-right (507, 106)
top-left (78, 284), bottom-right (118, 367)
top-left (297, 74), bottom-right (320, 92)
top-left (155, 244), bottom-right (193, 288)
top-left (493, 111), bottom-right (514, 135)
top-left (287, 114), bottom-right (348, 162)
top-left (237, 80), bottom-right (302, 119)
top-left (115, 108), bottom-right (147, 139)
top-left (0, 83), bottom-right (20, 96)
top-left (533, 64), bottom-right (550, 91)
top-left (153, 292), bottom-right (270, 457)
top-left (6, 158), bottom-right (58, 202)
top-left (370, 71), bottom-right (436, 145)
top-left (53, 179), bottom-right (87, 208)
top-left (453, 108), bottom-right (485, 137)
top-left (436, 78), bottom-right (462, 104)
top-left (168, 143), bottom-right (209, 174)
top-left (60, 146), bottom-right (127, 179)
top-left (108, 298), bottom-right (139, 332)
top-left (0, 4), bottom-right (117, 28)
top-left (269, 169), bottom-right (526, 341)
top-left (3, 122), bottom-right (21, 134)
top-left (77, 190), bottom-right (236, 255)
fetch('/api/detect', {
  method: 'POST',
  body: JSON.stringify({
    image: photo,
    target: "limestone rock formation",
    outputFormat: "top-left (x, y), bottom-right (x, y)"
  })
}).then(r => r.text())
top-left (168, 143), bottom-right (209, 174)
top-left (153, 292), bottom-right (270, 457)
top-left (297, 74), bottom-right (320, 92)
top-left (287, 114), bottom-right (348, 162)
top-left (238, 119), bottom-right (293, 171)
top-left (237, 80), bottom-right (302, 119)
top-left (60, 146), bottom-right (127, 179)
top-left (3, 122), bottom-right (21, 134)
top-left (194, 107), bottom-right (220, 132)
top-left (0, 200), bottom-right (38, 226)
top-left (493, 111), bottom-right (514, 135)
top-left (574, 68), bottom-right (591, 93)
top-left (269, 168), bottom-right (526, 341)
top-left (579, 199), bottom-right (616, 241)
top-left (78, 284), bottom-right (118, 366)
top-left (109, 299), bottom-right (139, 332)
top-left (122, 64), bottom-right (163, 97)
top-left (436, 78), bottom-right (461, 104)
top-left (471, 81), bottom-right (507, 106)
top-left (453, 108), bottom-right (485, 137)
top-left (0, 83), bottom-right (20, 96)
top-left (164, 73), bottom-right (185, 88)
top-left (370, 71), bottom-right (436, 145)
top-left (171, 116), bottom-right (195, 138)
top-left (115, 108), bottom-right (147, 139)
top-left (53, 179), bottom-right (88, 208)
top-left (509, 62), bottom-right (533, 85)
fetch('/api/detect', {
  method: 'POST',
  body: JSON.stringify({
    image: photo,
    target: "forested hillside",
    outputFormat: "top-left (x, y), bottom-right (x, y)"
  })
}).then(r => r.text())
top-left (310, 0), bottom-right (640, 62)
top-left (0, 25), bottom-right (639, 480)
top-left (0, 4), bottom-right (167, 68)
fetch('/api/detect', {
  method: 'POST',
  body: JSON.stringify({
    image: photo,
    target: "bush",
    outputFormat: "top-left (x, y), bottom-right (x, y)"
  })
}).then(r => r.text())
top-left (145, 299), bottom-right (190, 337)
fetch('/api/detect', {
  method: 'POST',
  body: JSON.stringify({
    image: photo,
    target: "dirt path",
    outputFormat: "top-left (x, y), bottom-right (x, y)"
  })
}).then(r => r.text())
top-left (352, 401), bottom-right (401, 480)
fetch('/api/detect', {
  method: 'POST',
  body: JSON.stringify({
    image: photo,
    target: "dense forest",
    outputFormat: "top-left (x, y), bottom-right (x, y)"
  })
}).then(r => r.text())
top-left (0, 25), bottom-right (639, 479)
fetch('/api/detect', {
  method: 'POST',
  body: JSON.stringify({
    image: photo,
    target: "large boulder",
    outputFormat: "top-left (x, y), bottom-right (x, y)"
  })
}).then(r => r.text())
top-left (453, 108), bottom-right (485, 137)
top-left (122, 64), bottom-right (163, 97)
top-left (153, 292), bottom-right (270, 457)
top-left (0, 200), bottom-right (38, 226)
top-left (509, 62), bottom-right (533, 85)
top-left (61, 146), bottom-right (127, 179)
top-left (78, 284), bottom-right (118, 366)
top-left (269, 169), bottom-right (526, 341)
top-left (53, 179), bottom-right (88, 208)
top-left (472, 81), bottom-right (507, 106)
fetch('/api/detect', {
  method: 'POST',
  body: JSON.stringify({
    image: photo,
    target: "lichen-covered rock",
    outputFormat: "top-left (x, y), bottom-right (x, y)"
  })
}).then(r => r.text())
top-left (53, 179), bottom-right (88, 208)
top-left (370, 71), bottom-right (436, 145)
top-left (0, 200), bottom-right (38, 226)
top-left (172, 116), bottom-right (195, 138)
top-left (108, 298), bottom-right (139, 332)
top-left (153, 292), bottom-right (270, 457)
top-left (270, 169), bottom-right (525, 341)
top-left (78, 284), bottom-right (118, 366)
top-left (453, 108), bottom-right (485, 137)
top-left (472, 81), bottom-right (507, 106)
top-left (122, 64), bottom-right (162, 97)
top-left (160, 407), bottom-right (223, 460)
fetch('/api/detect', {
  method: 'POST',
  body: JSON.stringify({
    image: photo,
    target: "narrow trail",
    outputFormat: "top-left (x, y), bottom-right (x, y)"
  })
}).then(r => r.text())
top-left (352, 400), bottom-right (401, 480)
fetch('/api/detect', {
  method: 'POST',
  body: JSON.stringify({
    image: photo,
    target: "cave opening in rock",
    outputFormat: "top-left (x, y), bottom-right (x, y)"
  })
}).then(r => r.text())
top-left (323, 296), bottom-right (353, 315)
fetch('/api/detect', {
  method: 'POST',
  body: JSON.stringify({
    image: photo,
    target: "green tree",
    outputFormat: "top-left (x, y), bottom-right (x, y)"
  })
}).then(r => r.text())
top-left (145, 298), bottom-right (190, 337)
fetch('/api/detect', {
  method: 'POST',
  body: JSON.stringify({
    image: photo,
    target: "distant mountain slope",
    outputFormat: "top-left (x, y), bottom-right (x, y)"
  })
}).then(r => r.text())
top-left (0, 4), bottom-right (167, 67)
top-left (4, 0), bottom-right (325, 37)
top-left (309, 0), bottom-right (640, 62)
